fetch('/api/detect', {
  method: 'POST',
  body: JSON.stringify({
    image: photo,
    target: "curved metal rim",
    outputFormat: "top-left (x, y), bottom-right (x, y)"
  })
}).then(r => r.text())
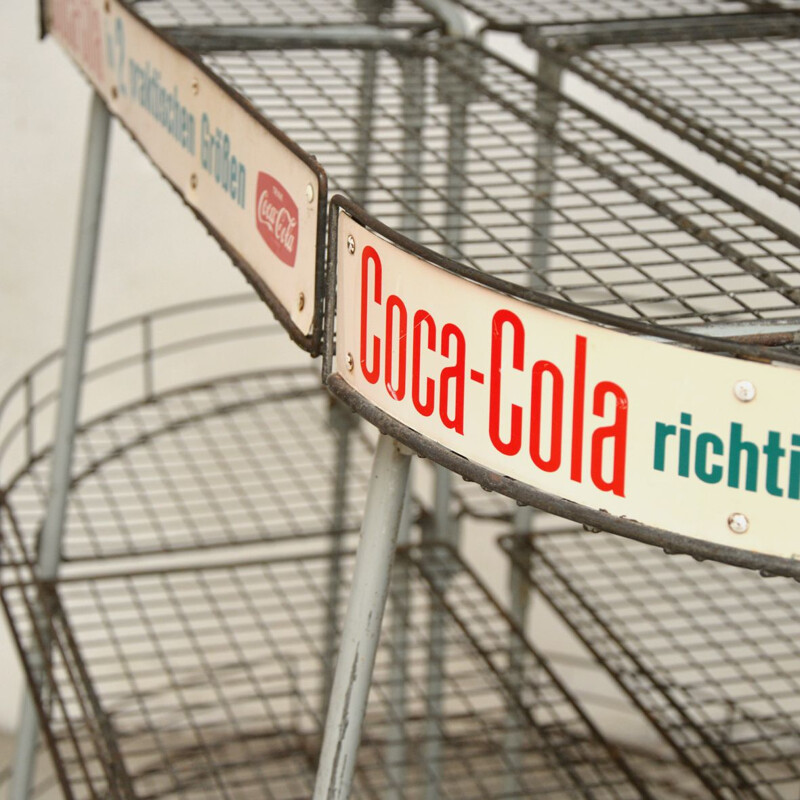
top-left (325, 197), bottom-right (800, 581)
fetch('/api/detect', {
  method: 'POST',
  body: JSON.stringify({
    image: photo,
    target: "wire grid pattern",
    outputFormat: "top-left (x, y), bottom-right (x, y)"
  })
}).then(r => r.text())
top-left (192, 37), bottom-right (800, 331)
top-left (130, 0), bottom-right (434, 28)
top-left (0, 540), bottom-right (678, 799)
top-left (552, 31), bottom-right (800, 208)
top-left (425, 0), bottom-right (791, 30)
top-left (503, 530), bottom-right (800, 799)
top-left (1, 368), bottom-right (375, 564)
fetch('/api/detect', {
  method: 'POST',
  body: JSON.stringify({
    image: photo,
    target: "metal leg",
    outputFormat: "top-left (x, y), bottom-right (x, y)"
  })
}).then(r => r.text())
top-left (8, 91), bottom-right (111, 800)
top-left (312, 435), bottom-right (412, 800)
top-left (323, 401), bottom-right (359, 714)
top-left (353, 49), bottom-right (378, 206)
top-left (399, 54), bottom-right (425, 238)
top-left (504, 512), bottom-right (535, 797)
top-left (386, 466), bottom-right (414, 800)
top-left (529, 56), bottom-right (563, 289)
top-left (422, 466), bottom-right (456, 800)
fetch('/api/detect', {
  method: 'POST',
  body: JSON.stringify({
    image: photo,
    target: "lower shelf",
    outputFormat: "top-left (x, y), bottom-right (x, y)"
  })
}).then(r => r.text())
top-left (502, 530), bottom-right (800, 800)
top-left (0, 536), bottom-right (707, 799)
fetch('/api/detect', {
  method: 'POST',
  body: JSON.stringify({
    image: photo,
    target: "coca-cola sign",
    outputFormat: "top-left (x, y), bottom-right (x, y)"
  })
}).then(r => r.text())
top-left (255, 172), bottom-right (299, 267)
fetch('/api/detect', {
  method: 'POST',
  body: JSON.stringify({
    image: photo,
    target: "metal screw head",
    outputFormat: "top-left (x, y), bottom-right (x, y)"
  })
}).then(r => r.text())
top-left (190, 174), bottom-right (198, 190)
top-left (734, 380), bottom-right (756, 403)
top-left (346, 353), bottom-right (355, 372)
top-left (191, 78), bottom-right (200, 95)
top-left (297, 292), bottom-right (305, 312)
top-left (727, 512), bottom-right (750, 535)
top-left (305, 183), bottom-right (315, 204)
top-left (346, 235), bottom-right (356, 255)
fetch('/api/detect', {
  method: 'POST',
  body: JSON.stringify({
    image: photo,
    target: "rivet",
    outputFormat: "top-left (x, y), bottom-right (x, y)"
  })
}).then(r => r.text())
top-left (104, 0), bottom-right (110, 11)
top-left (110, 86), bottom-right (118, 100)
top-left (346, 353), bottom-right (355, 372)
top-left (728, 512), bottom-right (749, 535)
top-left (190, 173), bottom-right (198, 190)
top-left (346, 235), bottom-right (356, 255)
top-left (306, 183), bottom-right (315, 204)
top-left (298, 292), bottom-right (305, 312)
top-left (191, 78), bottom-right (200, 95)
top-left (733, 380), bottom-right (756, 403)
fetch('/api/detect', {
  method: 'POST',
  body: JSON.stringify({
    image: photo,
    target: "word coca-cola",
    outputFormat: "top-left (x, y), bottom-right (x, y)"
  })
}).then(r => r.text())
top-left (255, 172), bottom-right (299, 267)
top-left (357, 244), bottom-right (629, 497)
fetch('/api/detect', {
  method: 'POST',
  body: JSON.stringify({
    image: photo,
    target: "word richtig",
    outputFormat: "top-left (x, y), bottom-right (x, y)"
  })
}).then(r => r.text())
top-left (654, 414), bottom-right (800, 498)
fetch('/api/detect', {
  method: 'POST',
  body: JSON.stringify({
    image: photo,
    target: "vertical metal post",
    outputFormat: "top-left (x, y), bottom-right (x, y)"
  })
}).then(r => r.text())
top-left (322, 401), bottom-right (359, 714)
top-left (8, 92), bottom-right (111, 800)
top-left (386, 467), bottom-right (414, 800)
top-left (353, 51), bottom-right (378, 205)
top-left (422, 468), bottom-right (455, 800)
top-left (528, 56), bottom-right (563, 289)
top-left (312, 435), bottom-right (412, 800)
top-left (504, 54), bottom-right (564, 794)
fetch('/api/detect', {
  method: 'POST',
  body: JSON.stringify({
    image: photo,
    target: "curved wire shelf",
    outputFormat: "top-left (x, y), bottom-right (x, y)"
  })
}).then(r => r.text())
top-left (1, 531), bottom-right (705, 799)
top-left (0, 294), bottom-right (382, 565)
top-left (501, 529), bottom-right (800, 799)
top-left (528, 18), bottom-right (800, 213)
top-left (430, 0), bottom-right (800, 32)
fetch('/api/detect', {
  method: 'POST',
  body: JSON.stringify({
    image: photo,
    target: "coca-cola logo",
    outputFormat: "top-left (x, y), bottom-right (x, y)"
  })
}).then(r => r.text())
top-left (255, 172), bottom-right (299, 267)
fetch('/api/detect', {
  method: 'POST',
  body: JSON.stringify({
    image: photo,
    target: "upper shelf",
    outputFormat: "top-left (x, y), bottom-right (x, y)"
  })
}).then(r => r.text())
top-left (528, 18), bottom-right (800, 210)
top-left (433, 0), bottom-right (800, 32)
top-left (130, 0), bottom-right (437, 28)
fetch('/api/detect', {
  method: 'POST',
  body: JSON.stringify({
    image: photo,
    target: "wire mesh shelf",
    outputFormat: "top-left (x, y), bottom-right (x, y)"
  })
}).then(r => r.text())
top-left (1, 530), bottom-right (710, 799)
top-left (176, 33), bottom-right (800, 339)
top-left (131, 0), bottom-right (437, 30)
top-left (434, 0), bottom-right (800, 32)
top-left (529, 17), bottom-right (800, 210)
top-left (501, 530), bottom-right (800, 799)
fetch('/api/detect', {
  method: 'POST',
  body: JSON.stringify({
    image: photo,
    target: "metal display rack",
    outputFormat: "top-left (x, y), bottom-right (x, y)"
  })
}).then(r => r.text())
top-left (7, 0), bottom-right (800, 798)
top-left (501, 530), bottom-right (800, 799)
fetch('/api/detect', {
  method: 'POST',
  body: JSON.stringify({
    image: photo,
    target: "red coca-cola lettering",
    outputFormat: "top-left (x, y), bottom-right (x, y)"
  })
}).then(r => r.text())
top-left (255, 172), bottom-right (299, 267)
top-left (354, 243), bottom-right (629, 496)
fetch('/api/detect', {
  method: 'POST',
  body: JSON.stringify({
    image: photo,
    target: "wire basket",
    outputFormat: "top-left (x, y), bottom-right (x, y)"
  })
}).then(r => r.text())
top-left (0, 294), bottom-right (381, 567)
top-left (1, 531), bottom-right (712, 799)
top-left (501, 530), bottom-right (800, 799)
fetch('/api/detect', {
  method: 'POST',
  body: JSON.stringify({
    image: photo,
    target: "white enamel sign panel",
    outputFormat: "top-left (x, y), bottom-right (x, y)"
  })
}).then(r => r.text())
top-left (44, 0), bottom-right (322, 345)
top-left (334, 208), bottom-right (800, 562)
